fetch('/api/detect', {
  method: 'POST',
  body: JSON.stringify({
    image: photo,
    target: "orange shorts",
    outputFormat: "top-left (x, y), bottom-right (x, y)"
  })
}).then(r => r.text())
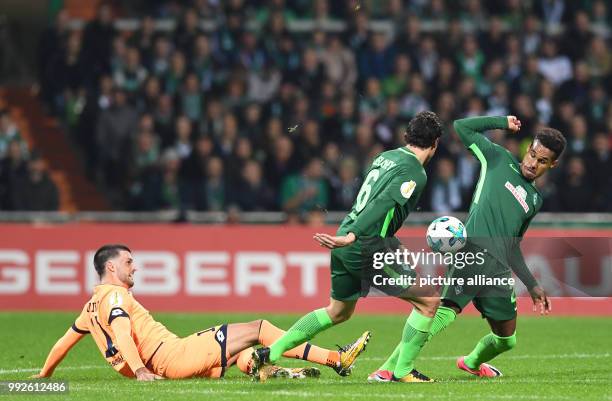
top-left (147, 324), bottom-right (228, 379)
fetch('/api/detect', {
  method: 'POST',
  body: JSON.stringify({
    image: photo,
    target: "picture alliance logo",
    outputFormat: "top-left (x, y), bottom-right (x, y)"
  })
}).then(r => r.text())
top-left (372, 248), bottom-right (487, 270)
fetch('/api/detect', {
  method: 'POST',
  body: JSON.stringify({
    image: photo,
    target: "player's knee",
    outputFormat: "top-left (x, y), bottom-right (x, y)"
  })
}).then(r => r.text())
top-left (420, 297), bottom-right (441, 317)
top-left (251, 319), bottom-right (265, 331)
top-left (326, 305), bottom-right (353, 324)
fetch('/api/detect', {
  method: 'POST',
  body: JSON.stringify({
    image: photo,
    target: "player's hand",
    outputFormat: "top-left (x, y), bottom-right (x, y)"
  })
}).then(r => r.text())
top-left (529, 286), bottom-right (551, 315)
top-left (313, 232), bottom-right (356, 249)
top-left (135, 367), bottom-right (164, 381)
top-left (507, 116), bottom-right (521, 132)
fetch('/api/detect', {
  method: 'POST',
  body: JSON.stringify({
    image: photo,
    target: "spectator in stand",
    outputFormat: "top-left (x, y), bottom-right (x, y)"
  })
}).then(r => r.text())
top-left (113, 47), bottom-right (148, 93)
top-left (587, 133), bottom-right (612, 211)
top-left (0, 110), bottom-right (27, 159)
top-left (263, 135), bottom-right (298, 198)
top-left (280, 157), bottom-right (329, 214)
top-left (557, 156), bottom-right (593, 212)
top-left (430, 157), bottom-right (463, 213)
top-left (12, 154), bottom-right (59, 211)
top-left (81, 3), bottom-right (116, 84)
top-left (330, 157), bottom-right (361, 211)
top-left (358, 32), bottom-right (396, 81)
top-left (202, 156), bottom-right (226, 211)
top-left (0, 140), bottom-right (29, 209)
top-left (537, 38), bottom-right (572, 86)
top-left (230, 160), bottom-right (274, 211)
top-left (320, 35), bottom-right (357, 95)
top-left (95, 88), bottom-right (139, 190)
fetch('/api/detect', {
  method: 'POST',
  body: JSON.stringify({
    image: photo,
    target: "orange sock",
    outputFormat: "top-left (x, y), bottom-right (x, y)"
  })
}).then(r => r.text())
top-left (237, 347), bottom-right (255, 374)
top-left (258, 320), bottom-right (339, 368)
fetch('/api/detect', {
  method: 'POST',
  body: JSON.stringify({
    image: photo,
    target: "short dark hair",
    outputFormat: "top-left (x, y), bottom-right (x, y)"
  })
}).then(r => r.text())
top-left (534, 128), bottom-right (566, 160)
top-left (404, 111), bottom-right (443, 149)
top-left (93, 244), bottom-right (131, 278)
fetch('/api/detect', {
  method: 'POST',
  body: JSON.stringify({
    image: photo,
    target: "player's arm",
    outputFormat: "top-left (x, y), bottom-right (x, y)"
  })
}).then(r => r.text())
top-left (509, 213), bottom-right (551, 315)
top-left (32, 327), bottom-right (87, 378)
top-left (109, 314), bottom-right (163, 381)
top-left (453, 115), bottom-right (520, 158)
top-left (508, 245), bottom-right (551, 315)
top-left (314, 192), bottom-right (397, 248)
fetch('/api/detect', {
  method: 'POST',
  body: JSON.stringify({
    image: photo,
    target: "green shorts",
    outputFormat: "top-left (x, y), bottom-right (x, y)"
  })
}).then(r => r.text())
top-left (330, 236), bottom-right (417, 301)
top-left (441, 255), bottom-right (517, 321)
top-left (330, 244), bottom-right (363, 301)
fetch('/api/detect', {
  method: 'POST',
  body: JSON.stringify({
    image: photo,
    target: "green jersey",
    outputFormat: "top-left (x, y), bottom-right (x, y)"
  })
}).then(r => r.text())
top-left (455, 116), bottom-right (541, 289)
top-left (338, 147), bottom-right (427, 239)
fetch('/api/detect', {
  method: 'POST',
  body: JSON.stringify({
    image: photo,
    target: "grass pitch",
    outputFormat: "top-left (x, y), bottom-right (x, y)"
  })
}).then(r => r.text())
top-left (0, 312), bottom-right (610, 401)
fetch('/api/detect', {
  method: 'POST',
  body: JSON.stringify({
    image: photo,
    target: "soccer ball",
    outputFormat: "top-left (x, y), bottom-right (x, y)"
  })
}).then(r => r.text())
top-left (426, 216), bottom-right (467, 253)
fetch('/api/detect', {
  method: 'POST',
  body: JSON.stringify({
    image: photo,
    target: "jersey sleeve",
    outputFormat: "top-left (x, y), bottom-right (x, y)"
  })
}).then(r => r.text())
top-left (387, 168), bottom-right (426, 207)
top-left (453, 116), bottom-right (509, 162)
top-left (72, 306), bottom-right (90, 334)
top-left (509, 194), bottom-right (541, 290)
top-left (508, 244), bottom-right (538, 290)
top-left (99, 289), bottom-right (131, 327)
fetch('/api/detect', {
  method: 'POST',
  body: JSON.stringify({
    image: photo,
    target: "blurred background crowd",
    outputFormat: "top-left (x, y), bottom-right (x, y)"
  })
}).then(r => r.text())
top-left (2, 0), bottom-right (611, 216)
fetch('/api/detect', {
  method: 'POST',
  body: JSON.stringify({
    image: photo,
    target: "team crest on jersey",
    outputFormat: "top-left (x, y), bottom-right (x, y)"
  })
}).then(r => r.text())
top-left (505, 181), bottom-right (529, 213)
top-left (109, 292), bottom-right (123, 307)
top-left (400, 181), bottom-right (416, 199)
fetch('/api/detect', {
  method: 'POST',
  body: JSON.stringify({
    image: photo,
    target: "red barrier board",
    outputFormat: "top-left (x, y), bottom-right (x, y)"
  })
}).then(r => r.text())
top-left (0, 224), bottom-right (610, 315)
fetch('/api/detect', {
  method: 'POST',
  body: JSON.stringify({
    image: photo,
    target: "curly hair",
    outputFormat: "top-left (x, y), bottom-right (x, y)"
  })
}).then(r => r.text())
top-left (534, 128), bottom-right (566, 160)
top-left (404, 111), bottom-right (444, 149)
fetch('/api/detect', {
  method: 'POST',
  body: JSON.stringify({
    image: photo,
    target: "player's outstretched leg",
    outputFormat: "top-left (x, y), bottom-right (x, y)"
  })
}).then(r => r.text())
top-left (251, 299), bottom-right (357, 378)
top-left (458, 332), bottom-right (515, 378)
top-left (391, 309), bottom-right (436, 383)
top-left (369, 298), bottom-right (457, 382)
top-left (385, 288), bottom-right (439, 383)
top-left (458, 317), bottom-right (517, 378)
top-left (256, 319), bottom-right (370, 376)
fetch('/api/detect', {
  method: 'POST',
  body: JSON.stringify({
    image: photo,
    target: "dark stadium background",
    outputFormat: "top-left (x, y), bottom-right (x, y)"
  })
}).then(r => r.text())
top-left (0, 0), bottom-right (610, 217)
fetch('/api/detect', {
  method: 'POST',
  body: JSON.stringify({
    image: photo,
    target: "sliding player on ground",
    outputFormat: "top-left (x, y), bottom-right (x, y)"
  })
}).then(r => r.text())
top-left (32, 244), bottom-right (368, 381)
top-left (374, 115), bottom-right (565, 380)
top-left (252, 111), bottom-right (444, 383)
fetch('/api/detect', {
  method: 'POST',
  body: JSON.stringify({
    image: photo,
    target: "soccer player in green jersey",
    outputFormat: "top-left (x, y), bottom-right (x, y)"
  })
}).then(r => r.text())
top-left (399, 115), bottom-right (565, 379)
top-left (251, 111), bottom-right (444, 383)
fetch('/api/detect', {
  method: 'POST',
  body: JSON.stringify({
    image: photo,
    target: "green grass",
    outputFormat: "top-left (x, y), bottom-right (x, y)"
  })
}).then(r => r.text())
top-left (1, 312), bottom-right (611, 401)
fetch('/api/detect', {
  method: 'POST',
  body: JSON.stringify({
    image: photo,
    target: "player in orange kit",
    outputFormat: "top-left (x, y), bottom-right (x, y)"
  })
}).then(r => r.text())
top-left (32, 244), bottom-right (370, 381)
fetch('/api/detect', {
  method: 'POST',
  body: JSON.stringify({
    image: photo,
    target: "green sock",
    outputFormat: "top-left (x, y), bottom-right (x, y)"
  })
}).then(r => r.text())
top-left (268, 308), bottom-right (333, 362)
top-left (392, 310), bottom-right (433, 378)
top-left (427, 306), bottom-right (457, 341)
top-left (464, 332), bottom-right (517, 369)
top-left (379, 343), bottom-right (401, 371)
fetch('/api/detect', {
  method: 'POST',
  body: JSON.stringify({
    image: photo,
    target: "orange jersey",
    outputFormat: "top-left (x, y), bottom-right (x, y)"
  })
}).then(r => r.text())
top-left (72, 284), bottom-right (178, 376)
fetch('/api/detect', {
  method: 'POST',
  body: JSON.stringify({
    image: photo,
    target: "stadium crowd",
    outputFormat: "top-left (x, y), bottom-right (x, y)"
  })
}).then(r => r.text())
top-left (0, 106), bottom-right (59, 211)
top-left (17, 0), bottom-right (612, 214)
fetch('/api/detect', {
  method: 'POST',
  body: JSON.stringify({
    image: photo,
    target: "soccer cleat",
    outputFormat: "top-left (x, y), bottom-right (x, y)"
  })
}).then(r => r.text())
top-left (250, 347), bottom-right (271, 380)
top-left (257, 366), bottom-right (321, 382)
top-left (392, 369), bottom-right (435, 383)
top-left (456, 356), bottom-right (502, 378)
top-left (334, 331), bottom-right (371, 376)
top-left (367, 369), bottom-right (394, 383)
top-left (290, 367), bottom-right (321, 379)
